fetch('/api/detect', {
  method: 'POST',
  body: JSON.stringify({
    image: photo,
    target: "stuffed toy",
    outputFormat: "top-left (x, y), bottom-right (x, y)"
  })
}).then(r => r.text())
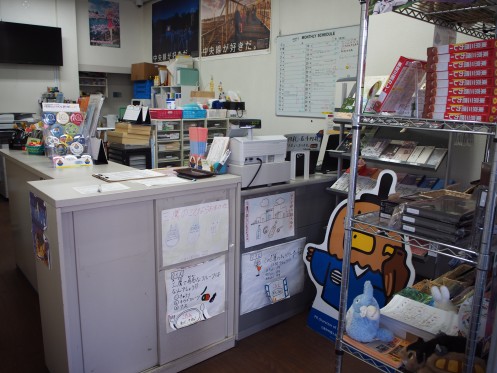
top-left (345, 280), bottom-right (394, 343)
top-left (400, 334), bottom-right (467, 372)
top-left (400, 333), bottom-right (486, 373)
top-left (431, 286), bottom-right (457, 313)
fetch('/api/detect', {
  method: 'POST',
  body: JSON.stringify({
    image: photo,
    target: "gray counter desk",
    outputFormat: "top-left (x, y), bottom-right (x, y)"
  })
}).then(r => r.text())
top-left (236, 173), bottom-right (337, 339)
top-left (0, 148), bottom-right (131, 290)
top-left (27, 172), bottom-right (241, 373)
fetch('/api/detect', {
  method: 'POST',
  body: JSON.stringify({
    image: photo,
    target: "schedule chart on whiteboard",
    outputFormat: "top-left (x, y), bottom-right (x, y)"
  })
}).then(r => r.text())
top-left (276, 26), bottom-right (359, 118)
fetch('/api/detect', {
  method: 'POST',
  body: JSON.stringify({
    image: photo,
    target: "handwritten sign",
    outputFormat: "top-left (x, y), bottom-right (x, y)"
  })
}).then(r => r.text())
top-left (285, 133), bottom-right (322, 152)
top-left (244, 192), bottom-right (294, 249)
top-left (161, 199), bottom-right (229, 266)
top-left (165, 256), bottom-right (226, 332)
top-left (240, 238), bottom-right (306, 314)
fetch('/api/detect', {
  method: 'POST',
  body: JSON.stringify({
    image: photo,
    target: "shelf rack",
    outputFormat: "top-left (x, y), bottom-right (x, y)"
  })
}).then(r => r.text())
top-left (335, 2), bottom-right (497, 373)
top-left (394, 0), bottom-right (496, 40)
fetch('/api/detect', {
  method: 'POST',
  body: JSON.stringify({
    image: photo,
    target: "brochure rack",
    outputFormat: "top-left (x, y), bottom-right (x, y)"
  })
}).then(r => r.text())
top-left (335, 2), bottom-right (497, 373)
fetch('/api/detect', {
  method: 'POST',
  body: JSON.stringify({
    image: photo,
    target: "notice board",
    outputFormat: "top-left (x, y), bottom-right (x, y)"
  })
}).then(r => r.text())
top-left (276, 25), bottom-right (359, 118)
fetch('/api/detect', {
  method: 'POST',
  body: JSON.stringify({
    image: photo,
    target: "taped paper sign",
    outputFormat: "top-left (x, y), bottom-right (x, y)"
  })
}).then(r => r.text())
top-left (161, 199), bottom-right (229, 266)
top-left (240, 237), bottom-right (306, 314)
top-left (166, 255), bottom-right (225, 332)
top-left (244, 192), bottom-right (295, 248)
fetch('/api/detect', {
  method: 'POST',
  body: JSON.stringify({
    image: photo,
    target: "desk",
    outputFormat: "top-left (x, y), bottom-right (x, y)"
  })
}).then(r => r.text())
top-left (236, 174), bottom-right (336, 339)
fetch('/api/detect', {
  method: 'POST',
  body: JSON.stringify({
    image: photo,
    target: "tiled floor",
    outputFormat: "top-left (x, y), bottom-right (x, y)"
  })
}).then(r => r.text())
top-left (0, 196), bottom-right (376, 373)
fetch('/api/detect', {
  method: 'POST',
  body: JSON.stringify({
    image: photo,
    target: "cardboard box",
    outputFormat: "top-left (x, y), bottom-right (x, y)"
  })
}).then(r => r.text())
top-left (131, 62), bottom-right (159, 81)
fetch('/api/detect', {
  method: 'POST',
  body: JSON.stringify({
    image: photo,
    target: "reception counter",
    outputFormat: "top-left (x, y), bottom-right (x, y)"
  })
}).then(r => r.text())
top-left (1, 148), bottom-right (337, 372)
top-left (0, 149), bottom-right (131, 290)
top-left (26, 167), bottom-right (241, 373)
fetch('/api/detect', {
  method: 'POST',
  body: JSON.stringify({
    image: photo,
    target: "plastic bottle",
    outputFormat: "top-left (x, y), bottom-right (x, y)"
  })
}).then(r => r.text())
top-left (209, 76), bottom-right (214, 92)
top-left (218, 81), bottom-right (223, 99)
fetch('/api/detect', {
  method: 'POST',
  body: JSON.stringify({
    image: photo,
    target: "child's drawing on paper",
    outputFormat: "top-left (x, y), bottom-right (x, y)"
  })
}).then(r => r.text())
top-left (165, 224), bottom-right (180, 247)
top-left (303, 170), bottom-right (415, 341)
top-left (188, 217), bottom-right (200, 243)
top-left (245, 192), bottom-right (295, 248)
top-left (161, 200), bottom-right (229, 266)
top-left (165, 257), bottom-right (226, 332)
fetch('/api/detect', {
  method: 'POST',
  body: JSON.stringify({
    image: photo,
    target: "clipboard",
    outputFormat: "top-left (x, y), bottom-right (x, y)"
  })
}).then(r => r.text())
top-left (93, 169), bottom-right (167, 182)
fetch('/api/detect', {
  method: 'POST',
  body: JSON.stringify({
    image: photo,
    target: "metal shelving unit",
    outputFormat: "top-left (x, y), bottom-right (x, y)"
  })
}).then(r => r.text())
top-left (335, 2), bottom-right (497, 373)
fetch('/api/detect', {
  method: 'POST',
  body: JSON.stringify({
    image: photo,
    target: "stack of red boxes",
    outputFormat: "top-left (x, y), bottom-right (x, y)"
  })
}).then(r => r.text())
top-left (424, 39), bottom-right (497, 122)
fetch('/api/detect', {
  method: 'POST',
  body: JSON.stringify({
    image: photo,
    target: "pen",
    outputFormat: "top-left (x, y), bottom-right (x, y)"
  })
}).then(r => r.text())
top-left (176, 174), bottom-right (196, 181)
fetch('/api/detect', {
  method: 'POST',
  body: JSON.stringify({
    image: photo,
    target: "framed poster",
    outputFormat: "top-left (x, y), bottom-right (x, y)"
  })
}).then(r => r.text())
top-left (201, 0), bottom-right (271, 58)
top-left (88, 0), bottom-right (120, 48)
top-left (152, 0), bottom-right (200, 62)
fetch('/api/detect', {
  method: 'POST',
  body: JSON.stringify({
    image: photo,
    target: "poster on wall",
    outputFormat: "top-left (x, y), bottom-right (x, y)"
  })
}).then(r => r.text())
top-left (152, 0), bottom-right (200, 62)
top-left (244, 191), bottom-right (294, 248)
top-left (200, 0), bottom-right (271, 58)
top-left (165, 255), bottom-right (226, 332)
top-left (29, 192), bottom-right (50, 269)
top-left (240, 237), bottom-right (306, 315)
top-left (161, 199), bottom-right (229, 267)
top-left (88, 0), bottom-right (120, 48)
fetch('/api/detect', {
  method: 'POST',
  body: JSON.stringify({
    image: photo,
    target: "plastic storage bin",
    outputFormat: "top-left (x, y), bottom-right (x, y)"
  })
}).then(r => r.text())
top-left (182, 109), bottom-right (207, 119)
top-left (133, 80), bottom-right (153, 99)
top-left (149, 109), bottom-right (183, 119)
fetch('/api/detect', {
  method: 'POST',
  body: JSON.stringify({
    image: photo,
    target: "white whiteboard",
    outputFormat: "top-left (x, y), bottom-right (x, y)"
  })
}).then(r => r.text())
top-left (276, 25), bottom-right (359, 118)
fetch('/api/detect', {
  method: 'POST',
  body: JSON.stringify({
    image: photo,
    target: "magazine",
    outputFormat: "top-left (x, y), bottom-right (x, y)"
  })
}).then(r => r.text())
top-left (404, 195), bottom-right (475, 224)
top-left (343, 334), bottom-right (410, 369)
top-left (380, 294), bottom-right (459, 341)
top-left (361, 137), bottom-right (391, 158)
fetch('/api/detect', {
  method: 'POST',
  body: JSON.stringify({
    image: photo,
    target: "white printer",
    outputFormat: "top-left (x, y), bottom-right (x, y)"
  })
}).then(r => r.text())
top-left (228, 135), bottom-right (291, 188)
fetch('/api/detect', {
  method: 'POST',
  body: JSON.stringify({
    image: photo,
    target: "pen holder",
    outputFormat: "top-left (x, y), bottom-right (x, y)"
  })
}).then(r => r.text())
top-left (214, 162), bottom-right (227, 175)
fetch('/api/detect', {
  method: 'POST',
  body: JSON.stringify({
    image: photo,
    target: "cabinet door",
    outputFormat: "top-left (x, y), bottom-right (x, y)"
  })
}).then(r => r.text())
top-left (155, 188), bottom-right (236, 366)
top-left (73, 201), bottom-right (157, 373)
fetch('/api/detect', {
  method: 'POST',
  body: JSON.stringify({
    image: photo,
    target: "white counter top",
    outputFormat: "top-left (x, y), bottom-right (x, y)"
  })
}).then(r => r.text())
top-left (0, 148), bottom-right (131, 180)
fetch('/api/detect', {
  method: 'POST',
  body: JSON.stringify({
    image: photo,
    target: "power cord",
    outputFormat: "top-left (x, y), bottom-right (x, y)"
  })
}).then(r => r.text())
top-left (245, 158), bottom-right (263, 189)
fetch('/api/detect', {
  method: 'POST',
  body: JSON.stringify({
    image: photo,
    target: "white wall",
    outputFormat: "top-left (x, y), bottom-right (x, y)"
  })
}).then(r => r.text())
top-left (0, 0), bottom-right (79, 115)
top-left (75, 0), bottom-right (146, 73)
top-left (0, 0), bottom-right (485, 183)
top-left (0, 0), bottom-right (147, 116)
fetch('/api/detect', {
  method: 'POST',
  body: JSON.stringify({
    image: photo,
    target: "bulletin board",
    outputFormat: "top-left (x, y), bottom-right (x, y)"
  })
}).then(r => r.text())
top-left (275, 25), bottom-right (359, 118)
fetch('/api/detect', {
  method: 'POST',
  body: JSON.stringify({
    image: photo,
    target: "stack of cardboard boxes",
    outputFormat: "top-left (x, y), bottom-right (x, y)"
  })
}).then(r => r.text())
top-left (107, 122), bottom-right (151, 145)
top-left (424, 38), bottom-right (497, 122)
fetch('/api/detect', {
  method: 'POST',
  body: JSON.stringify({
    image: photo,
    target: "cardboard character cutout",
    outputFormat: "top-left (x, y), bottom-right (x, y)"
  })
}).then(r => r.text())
top-left (303, 170), bottom-right (415, 340)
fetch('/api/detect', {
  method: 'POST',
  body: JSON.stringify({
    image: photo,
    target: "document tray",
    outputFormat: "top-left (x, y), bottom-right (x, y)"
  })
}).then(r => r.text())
top-left (175, 168), bottom-right (215, 179)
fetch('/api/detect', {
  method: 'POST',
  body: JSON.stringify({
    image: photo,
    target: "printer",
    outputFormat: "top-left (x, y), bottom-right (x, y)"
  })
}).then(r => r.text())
top-left (228, 135), bottom-right (291, 188)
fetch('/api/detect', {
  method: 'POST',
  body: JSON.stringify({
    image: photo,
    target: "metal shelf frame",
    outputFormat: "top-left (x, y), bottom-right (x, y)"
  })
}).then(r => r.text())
top-left (334, 1), bottom-right (497, 373)
top-left (394, 0), bottom-right (497, 40)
